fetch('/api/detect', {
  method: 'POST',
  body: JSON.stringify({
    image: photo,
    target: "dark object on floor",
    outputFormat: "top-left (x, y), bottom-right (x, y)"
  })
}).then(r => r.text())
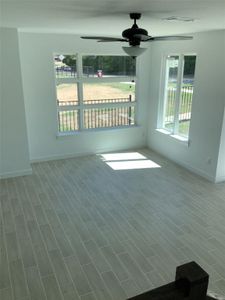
top-left (127, 261), bottom-right (220, 300)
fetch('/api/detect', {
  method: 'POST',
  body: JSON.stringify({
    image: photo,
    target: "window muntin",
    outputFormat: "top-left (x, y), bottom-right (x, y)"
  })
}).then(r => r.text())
top-left (54, 54), bottom-right (136, 133)
top-left (161, 54), bottom-right (196, 139)
top-left (163, 55), bottom-right (179, 132)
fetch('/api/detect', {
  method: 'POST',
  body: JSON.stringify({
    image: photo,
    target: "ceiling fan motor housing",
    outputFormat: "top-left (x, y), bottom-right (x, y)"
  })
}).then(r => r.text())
top-left (122, 13), bottom-right (148, 46)
top-left (122, 26), bottom-right (148, 46)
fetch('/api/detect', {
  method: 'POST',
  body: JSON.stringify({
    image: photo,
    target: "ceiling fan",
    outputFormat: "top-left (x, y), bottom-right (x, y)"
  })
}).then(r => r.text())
top-left (81, 13), bottom-right (193, 58)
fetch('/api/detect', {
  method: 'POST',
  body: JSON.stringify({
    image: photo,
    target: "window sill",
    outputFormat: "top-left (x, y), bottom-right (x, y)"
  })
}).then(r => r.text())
top-left (56, 125), bottom-right (141, 138)
top-left (155, 129), bottom-right (189, 146)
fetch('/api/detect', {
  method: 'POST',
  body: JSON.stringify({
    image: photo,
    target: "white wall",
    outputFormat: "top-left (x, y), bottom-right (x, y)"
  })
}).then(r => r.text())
top-left (0, 40), bottom-right (2, 176)
top-left (146, 30), bottom-right (225, 182)
top-left (0, 31), bottom-right (2, 176)
top-left (18, 33), bottom-right (149, 162)
top-left (0, 28), bottom-right (31, 178)
top-left (2, 29), bottom-right (224, 181)
top-left (215, 32), bottom-right (225, 183)
top-left (216, 109), bottom-right (225, 183)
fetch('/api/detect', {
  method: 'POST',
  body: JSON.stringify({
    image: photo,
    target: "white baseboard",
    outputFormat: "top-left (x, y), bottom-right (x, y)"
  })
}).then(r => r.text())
top-left (147, 145), bottom-right (216, 183)
top-left (30, 144), bottom-right (146, 163)
top-left (0, 168), bottom-right (33, 179)
top-left (30, 151), bottom-right (94, 163)
top-left (178, 160), bottom-right (216, 182)
top-left (215, 175), bottom-right (225, 183)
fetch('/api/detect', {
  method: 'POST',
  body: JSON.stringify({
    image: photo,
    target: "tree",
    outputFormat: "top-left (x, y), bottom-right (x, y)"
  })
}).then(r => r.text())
top-left (184, 56), bottom-right (196, 76)
top-left (62, 55), bottom-right (136, 76)
top-left (62, 55), bottom-right (77, 67)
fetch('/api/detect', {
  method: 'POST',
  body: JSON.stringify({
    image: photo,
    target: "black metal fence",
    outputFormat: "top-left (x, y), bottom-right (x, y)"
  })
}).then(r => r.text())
top-left (55, 66), bottom-right (77, 78)
top-left (83, 106), bottom-right (134, 129)
top-left (58, 110), bottom-right (79, 132)
top-left (57, 97), bottom-right (134, 132)
top-left (165, 86), bottom-right (193, 124)
top-left (83, 97), bottom-right (133, 105)
top-left (55, 66), bottom-right (135, 78)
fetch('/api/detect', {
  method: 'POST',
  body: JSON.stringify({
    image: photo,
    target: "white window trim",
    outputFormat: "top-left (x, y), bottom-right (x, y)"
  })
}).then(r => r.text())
top-left (55, 53), bottom-right (137, 133)
top-left (155, 128), bottom-right (189, 146)
top-left (157, 53), bottom-right (196, 141)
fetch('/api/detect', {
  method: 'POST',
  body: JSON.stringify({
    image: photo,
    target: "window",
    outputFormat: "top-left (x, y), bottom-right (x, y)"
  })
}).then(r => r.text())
top-left (159, 54), bottom-right (196, 139)
top-left (54, 54), bottom-right (136, 133)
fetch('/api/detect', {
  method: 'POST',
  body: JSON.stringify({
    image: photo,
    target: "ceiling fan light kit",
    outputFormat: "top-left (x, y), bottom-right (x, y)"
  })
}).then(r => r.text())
top-left (81, 13), bottom-right (193, 58)
top-left (122, 46), bottom-right (147, 59)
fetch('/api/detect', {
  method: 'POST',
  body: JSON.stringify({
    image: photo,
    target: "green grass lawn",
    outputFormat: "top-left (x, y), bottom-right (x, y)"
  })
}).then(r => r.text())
top-left (101, 82), bottom-right (135, 93)
top-left (79, 82), bottom-right (135, 94)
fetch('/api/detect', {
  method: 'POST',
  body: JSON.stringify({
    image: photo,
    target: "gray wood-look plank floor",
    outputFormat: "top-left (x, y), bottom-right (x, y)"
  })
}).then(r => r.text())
top-left (1, 148), bottom-right (225, 300)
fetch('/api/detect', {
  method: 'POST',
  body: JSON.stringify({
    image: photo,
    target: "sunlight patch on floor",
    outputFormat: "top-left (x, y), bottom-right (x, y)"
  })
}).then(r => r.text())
top-left (106, 160), bottom-right (161, 170)
top-left (100, 152), bottom-right (147, 161)
top-left (99, 152), bottom-right (161, 170)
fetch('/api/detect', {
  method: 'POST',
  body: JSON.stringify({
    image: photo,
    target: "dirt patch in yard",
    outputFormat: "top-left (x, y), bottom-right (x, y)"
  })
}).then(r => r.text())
top-left (57, 83), bottom-right (132, 102)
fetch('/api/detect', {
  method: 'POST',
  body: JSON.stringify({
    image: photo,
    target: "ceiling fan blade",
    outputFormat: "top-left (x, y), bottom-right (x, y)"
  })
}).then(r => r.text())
top-left (133, 34), bottom-right (150, 41)
top-left (81, 36), bottom-right (125, 41)
top-left (146, 35), bottom-right (193, 42)
top-left (97, 39), bottom-right (127, 42)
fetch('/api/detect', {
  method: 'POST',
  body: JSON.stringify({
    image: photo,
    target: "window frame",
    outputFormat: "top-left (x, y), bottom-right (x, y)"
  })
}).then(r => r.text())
top-left (158, 53), bottom-right (196, 140)
top-left (54, 53), bottom-right (137, 133)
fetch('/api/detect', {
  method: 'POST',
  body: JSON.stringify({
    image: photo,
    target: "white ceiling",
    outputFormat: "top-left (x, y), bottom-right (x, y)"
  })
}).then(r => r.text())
top-left (1, 0), bottom-right (225, 36)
